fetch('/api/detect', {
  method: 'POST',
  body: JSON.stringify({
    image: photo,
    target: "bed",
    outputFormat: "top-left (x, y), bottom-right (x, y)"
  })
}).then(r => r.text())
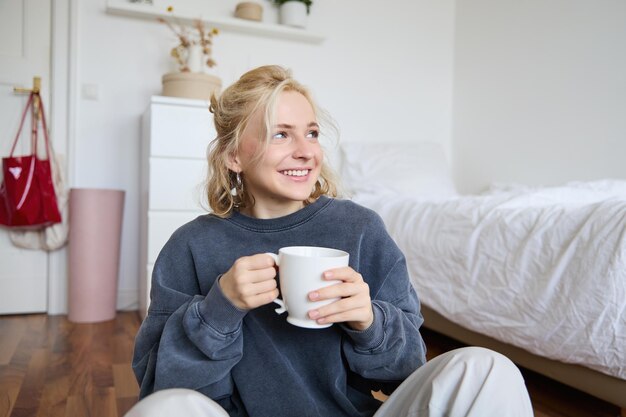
top-left (336, 142), bottom-right (626, 412)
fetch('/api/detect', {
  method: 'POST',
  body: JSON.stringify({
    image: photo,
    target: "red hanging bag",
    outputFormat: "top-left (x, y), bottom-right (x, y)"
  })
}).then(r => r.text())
top-left (0, 92), bottom-right (62, 228)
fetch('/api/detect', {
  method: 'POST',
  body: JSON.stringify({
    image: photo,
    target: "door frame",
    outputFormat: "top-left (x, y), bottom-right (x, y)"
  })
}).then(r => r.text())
top-left (47, 0), bottom-right (78, 314)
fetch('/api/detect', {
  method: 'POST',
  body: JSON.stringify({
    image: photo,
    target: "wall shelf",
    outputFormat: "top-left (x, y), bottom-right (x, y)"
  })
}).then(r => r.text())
top-left (106, 0), bottom-right (325, 44)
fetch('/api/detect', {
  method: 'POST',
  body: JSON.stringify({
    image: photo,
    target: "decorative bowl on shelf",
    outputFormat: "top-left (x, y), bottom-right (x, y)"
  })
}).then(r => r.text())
top-left (235, 2), bottom-right (263, 21)
top-left (162, 72), bottom-right (222, 101)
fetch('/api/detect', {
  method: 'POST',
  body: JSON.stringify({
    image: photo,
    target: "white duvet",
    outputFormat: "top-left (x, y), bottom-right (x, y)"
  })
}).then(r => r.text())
top-left (354, 180), bottom-right (626, 380)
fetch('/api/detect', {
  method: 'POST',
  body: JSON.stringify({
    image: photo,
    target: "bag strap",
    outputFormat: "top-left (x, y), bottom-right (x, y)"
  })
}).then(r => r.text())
top-left (37, 92), bottom-right (52, 160)
top-left (9, 92), bottom-right (35, 157)
top-left (9, 92), bottom-right (52, 160)
top-left (30, 94), bottom-right (38, 152)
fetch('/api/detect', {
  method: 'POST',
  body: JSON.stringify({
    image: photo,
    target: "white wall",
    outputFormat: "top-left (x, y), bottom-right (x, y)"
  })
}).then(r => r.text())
top-left (70, 1), bottom-right (455, 310)
top-left (452, 0), bottom-right (626, 194)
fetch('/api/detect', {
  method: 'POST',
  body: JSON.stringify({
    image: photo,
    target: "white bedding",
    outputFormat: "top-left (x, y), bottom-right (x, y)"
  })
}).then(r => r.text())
top-left (354, 179), bottom-right (626, 380)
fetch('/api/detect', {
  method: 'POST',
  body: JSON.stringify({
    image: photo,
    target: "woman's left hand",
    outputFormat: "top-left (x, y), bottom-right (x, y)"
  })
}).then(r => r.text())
top-left (307, 267), bottom-right (374, 331)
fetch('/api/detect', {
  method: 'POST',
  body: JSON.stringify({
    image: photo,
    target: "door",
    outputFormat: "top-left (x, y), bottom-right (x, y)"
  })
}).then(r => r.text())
top-left (0, 0), bottom-right (52, 314)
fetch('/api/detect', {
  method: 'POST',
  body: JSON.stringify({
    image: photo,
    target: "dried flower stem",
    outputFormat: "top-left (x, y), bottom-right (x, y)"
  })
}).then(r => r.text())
top-left (159, 7), bottom-right (219, 72)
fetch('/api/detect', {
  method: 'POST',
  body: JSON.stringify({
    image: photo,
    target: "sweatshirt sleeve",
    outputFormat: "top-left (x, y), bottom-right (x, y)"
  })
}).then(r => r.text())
top-left (340, 213), bottom-right (427, 392)
top-left (131, 228), bottom-right (248, 407)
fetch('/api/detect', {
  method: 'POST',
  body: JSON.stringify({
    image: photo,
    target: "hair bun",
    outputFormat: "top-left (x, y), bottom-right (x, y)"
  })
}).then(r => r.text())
top-left (209, 93), bottom-right (219, 114)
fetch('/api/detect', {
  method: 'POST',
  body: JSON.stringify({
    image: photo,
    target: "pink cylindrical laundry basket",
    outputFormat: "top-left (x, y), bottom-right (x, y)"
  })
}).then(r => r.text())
top-left (68, 188), bottom-right (125, 323)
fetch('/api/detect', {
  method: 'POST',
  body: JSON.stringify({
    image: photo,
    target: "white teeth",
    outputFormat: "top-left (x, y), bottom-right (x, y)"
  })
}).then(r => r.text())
top-left (282, 170), bottom-right (309, 177)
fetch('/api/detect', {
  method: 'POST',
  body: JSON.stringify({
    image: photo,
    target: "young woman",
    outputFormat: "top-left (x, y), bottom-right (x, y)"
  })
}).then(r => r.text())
top-left (128, 65), bottom-right (533, 417)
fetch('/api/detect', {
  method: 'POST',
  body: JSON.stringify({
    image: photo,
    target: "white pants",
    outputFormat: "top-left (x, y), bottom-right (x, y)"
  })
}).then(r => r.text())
top-left (125, 347), bottom-right (533, 417)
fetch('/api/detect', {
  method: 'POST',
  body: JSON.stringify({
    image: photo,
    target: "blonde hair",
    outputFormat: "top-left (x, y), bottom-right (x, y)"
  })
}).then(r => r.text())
top-left (206, 65), bottom-right (338, 217)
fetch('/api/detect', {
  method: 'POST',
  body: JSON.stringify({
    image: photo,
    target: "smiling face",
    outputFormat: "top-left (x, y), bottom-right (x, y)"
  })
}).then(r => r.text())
top-left (229, 90), bottom-right (323, 219)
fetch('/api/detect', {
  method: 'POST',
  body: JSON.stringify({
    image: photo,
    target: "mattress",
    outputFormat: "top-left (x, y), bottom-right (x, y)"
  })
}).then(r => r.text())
top-left (353, 179), bottom-right (626, 379)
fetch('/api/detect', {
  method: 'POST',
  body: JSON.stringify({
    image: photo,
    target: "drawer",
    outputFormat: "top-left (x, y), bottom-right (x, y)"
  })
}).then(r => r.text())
top-left (147, 211), bottom-right (205, 264)
top-left (149, 103), bottom-right (216, 158)
top-left (148, 158), bottom-right (208, 211)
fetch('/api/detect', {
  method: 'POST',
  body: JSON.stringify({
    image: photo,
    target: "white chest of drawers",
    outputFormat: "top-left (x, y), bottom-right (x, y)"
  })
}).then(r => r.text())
top-left (139, 96), bottom-right (215, 317)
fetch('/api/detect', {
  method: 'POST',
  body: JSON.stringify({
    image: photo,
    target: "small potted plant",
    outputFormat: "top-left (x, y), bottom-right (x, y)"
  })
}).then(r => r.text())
top-left (272, 0), bottom-right (312, 28)
top-left (159, 6), bottom-right (222, 100)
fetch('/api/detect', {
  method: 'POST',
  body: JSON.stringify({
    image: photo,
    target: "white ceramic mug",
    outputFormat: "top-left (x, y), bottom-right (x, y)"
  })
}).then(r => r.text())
top-left (266, 246), bottom-right (349, 329)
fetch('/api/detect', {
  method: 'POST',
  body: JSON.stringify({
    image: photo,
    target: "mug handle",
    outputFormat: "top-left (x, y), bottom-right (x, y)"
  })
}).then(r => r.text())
top-left (266, 253), bottom-right (286, 315)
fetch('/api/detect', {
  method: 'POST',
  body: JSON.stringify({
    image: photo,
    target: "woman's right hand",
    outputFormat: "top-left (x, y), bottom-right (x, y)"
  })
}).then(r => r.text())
top-left (219, 254), bottom-right (279, 310)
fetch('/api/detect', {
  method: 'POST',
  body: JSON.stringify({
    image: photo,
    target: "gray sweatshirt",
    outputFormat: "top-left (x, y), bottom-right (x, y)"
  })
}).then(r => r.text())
top-left (132, 196), bottom-right (427, 417)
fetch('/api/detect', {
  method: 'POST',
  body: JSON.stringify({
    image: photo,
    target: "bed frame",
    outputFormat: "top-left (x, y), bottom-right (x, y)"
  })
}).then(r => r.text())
top-left (421, 305), bottom-right (626, 415)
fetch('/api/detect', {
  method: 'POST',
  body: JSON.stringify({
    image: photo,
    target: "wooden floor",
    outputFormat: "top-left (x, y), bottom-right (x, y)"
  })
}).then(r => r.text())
top-left (0, 312), bottom-right (621, 417)
top-left (0, 312), bottom-right (140, 417)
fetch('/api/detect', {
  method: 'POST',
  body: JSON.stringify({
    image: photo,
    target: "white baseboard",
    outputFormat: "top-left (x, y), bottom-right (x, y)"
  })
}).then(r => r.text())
top-left (48, 286), bottom-right (139, 315)
top-left (117, 288), bottom-right (139, 311)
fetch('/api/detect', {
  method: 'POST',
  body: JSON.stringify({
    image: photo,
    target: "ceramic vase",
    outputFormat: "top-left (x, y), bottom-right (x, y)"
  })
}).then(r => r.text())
top-left (279, 1), bottom-right (307, 28)
top-left (186, 45), bottom-right (204, 73)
